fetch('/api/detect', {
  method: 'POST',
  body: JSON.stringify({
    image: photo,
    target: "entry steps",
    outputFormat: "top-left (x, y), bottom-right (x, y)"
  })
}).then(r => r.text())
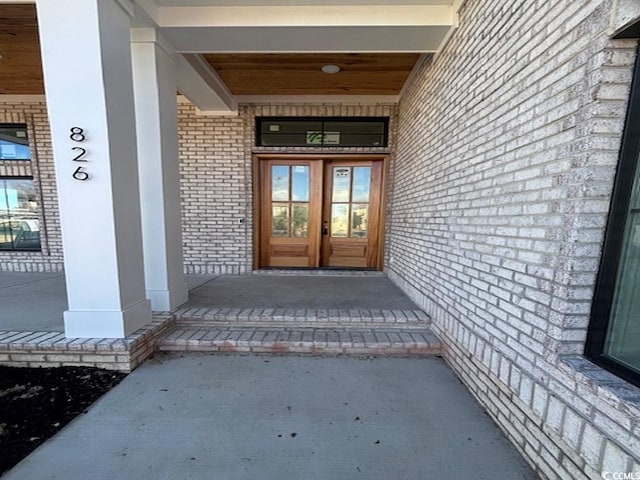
top-left (157, 325), bottom-right (441, 356)
top-left (158, 307), bottom-right (440, 356)
top-left (172, 307), bottom-right (430, 329)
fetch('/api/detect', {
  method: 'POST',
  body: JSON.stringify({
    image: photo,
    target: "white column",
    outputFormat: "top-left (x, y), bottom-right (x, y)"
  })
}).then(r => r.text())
top-left (131, 29), bottom-right (189, 312)
top-left (36, 0), bottom-right (152, 338)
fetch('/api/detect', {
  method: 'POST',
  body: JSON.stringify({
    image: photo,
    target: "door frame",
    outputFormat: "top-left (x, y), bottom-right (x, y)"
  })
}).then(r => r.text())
top-left (252, 153), bottom-right (389, 271)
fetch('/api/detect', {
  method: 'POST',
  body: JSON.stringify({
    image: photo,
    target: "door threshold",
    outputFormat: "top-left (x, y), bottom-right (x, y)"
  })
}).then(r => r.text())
top-left (252, 268), bottom-right (385, 277)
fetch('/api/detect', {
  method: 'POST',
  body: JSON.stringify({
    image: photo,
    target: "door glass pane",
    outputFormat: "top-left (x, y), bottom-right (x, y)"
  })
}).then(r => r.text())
top-left (272, 204), bottom-right (290, 237)
top-left (352, 167), bottom-right (371, 202)
top-left (351, 204), bottom-right (369, 238)
top-left (272, 166), bottom-right (289, 201)
top-left (292, 204), bottom-right (309, 237)
top-left (291, 166), bottom-right (310, 201)
top-left (331, 204), bottom-right (349, 237)
top-left (332, 167), bottom-right (351, 202)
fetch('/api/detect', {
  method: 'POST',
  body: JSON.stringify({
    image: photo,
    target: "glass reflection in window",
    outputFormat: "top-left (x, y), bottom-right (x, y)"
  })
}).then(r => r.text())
top-left (291, 166), bottom-right (310, 201)
top-left (292, 204), bottom-right (309, 237)
top-left (271, 166), bottom-right (289, 201)
top-left (351, 204), bottom-right (369, 238)
top-left (272, 204), bottom-right (289, 237)
top-left (0, 178), bottom-right (41, 251)
top-left (332, 167), bottom-right (351, 203)
top-left (352, 167), bottom-right (371, 202)
top-left (0, 124), bottom-right (31, 160)
top-left (331, 204), bottom-right (349, 238)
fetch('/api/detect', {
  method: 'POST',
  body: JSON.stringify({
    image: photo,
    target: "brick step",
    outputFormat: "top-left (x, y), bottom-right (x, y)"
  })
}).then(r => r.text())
top-left (157, 325), bottom-right (441, 356)
top-left (173, 307), bottom-right (430, 329)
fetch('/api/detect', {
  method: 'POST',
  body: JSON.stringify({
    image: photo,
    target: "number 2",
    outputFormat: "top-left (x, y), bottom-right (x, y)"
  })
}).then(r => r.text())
top-left (71, 147), bottom-right (87, 162)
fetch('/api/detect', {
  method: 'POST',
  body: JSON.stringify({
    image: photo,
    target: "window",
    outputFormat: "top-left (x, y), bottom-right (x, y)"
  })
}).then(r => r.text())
top-left (256, 117), bottom-right (389, 147)
top-left (0, 124), bottom-right (31, 160)
top-left (0, 178), bottom-right (41, 251)
top-left (586, 45), bottom-right (640, 386)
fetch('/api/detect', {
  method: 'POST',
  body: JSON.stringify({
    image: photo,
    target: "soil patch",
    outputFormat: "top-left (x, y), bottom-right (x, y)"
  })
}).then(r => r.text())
top-left (0, 366), bottom-right (126, 475)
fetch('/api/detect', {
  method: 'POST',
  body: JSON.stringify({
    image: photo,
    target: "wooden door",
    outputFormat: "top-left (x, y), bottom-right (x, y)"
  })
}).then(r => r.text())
top-left (259, 159), bottom-right (323, 267)
top-left (257, 157), bottom-right (384, 269)
top-left (321, 160), bottom-right (384, 268)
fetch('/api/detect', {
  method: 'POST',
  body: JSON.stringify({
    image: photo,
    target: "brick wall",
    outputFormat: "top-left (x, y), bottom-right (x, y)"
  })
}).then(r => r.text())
top-left (177, 101), bottom-right (396, 274)
top-left (0, 100), bottom-right (63, 272)
top-left (0, 99), bottom-right (396, 274)
top-left (388, 0), bottom-right (640, 478)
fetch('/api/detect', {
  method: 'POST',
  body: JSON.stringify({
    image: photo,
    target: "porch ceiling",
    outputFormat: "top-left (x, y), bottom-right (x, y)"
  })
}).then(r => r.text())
top-left (0, 1), bottom-right (459, 108)
top-left (202, 53), bottom-right (423, 96)
top-left (0, 4), bottom-right (42, 95)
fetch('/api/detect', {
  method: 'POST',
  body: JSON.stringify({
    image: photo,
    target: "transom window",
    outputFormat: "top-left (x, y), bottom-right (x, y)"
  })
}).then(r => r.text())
top-left (256, 117), bottom-right (389, 148)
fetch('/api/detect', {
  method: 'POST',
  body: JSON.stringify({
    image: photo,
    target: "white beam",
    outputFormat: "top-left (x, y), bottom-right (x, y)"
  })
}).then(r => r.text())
top-left (163, 25), bottom-right (451, 53)
top-left (176, 54), bottom-right (237, 113)
top-left (157, 5), bottom-right (453, 27)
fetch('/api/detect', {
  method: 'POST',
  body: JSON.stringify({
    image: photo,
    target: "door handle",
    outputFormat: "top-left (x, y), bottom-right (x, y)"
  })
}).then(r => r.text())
top-left (322, 221), bottom-right (328, 236)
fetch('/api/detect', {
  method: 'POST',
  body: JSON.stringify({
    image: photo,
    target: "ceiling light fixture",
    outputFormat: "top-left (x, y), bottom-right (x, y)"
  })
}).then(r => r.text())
top-left (321, 64), bottom-right (341, 74)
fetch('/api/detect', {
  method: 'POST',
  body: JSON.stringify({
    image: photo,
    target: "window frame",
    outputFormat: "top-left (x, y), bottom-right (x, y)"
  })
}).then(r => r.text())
top-left (585, 44), bottom-right (640, 387)
top-left (255, 116), bottom-right (390, 148)
top-left (0, 123), bottom-right (32, 161)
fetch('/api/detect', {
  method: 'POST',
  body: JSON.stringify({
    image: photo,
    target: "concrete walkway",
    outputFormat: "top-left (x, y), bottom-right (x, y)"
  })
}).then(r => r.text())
top-left (4, 354), bottom-right (536, 480)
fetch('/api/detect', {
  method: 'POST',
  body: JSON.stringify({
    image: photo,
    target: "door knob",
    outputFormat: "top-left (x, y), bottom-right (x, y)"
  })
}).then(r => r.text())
top-left (322, 221), bottom-right (328, 236)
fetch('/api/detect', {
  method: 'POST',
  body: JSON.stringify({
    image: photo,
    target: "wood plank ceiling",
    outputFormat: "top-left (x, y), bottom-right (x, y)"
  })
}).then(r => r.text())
top-left (203, 53), bottom-right (422, 96)
top-left (0, 5), bottom-right (43, 95)
top-left (0, 5), bottom-right (423, 97)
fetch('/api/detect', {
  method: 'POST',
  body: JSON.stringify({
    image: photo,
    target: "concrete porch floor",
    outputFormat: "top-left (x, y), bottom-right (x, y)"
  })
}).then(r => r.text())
top-left (3, 353), bottom-right (536, 479)
top-left (0, 273), bottom-right (537, 478)
top-left (0, 271), bottom-right (420, 332)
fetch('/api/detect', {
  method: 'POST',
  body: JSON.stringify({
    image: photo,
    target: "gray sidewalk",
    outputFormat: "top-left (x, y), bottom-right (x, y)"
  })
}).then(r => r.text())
top-left (4, 354), bottom-right (536, 480)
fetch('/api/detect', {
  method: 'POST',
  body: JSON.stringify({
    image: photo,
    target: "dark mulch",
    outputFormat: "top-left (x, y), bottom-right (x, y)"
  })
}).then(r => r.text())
top-left (0, 366), bottom-right (126, 475)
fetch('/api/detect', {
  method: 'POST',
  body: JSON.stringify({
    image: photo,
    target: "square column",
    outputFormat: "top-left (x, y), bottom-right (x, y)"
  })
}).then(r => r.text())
top-left (36, 0), bottom-right (152, 337)
top-left (131, 29), bottom-right (189, 311)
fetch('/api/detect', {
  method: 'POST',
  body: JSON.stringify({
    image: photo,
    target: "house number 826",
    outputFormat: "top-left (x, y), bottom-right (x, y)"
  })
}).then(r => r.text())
top-left (70, 127), bottom-right (89, 181)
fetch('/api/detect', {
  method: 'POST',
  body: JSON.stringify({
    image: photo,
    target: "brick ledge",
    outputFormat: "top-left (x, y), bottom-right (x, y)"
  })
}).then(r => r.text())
top-left (0, 314), bottom-right (175, 372)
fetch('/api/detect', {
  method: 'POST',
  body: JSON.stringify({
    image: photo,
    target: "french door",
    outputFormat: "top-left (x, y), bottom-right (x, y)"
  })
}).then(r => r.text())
top-left (257, 156), bottom-right (385, 269)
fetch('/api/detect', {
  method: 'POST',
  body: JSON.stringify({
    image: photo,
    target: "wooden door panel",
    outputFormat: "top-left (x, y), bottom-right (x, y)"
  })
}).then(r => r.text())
top-left (259, 159), bottom-right (322, 268)
top-left (257, 156), bottom-right (385, 270)
top-left (321, 160), bottom-right (384, 269)
top-left (326, 242), bottom-right (368, 267)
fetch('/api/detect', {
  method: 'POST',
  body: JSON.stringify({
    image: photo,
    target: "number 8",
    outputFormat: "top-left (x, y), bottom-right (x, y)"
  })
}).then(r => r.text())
top-left (70, 127), bottom-right (85, 142)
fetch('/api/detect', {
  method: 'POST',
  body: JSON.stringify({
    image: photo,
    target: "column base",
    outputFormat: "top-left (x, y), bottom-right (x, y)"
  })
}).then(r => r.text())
top-left (64, 299), bottom-right (152, 338)
top-left (147, 281), bottom-right (189, 312)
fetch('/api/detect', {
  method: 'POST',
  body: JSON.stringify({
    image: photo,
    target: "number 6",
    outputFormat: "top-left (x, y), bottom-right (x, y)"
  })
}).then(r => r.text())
top-left (72, 166), bottom-right (89, 181)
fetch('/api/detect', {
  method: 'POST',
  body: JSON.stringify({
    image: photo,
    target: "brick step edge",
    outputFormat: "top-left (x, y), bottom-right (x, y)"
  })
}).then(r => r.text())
top-left (177, 320), bottom-right (430, 329)
top-left (173, 308), bottom-right (430, 326)
top-left (157, 326), bottom-right (441, 356)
